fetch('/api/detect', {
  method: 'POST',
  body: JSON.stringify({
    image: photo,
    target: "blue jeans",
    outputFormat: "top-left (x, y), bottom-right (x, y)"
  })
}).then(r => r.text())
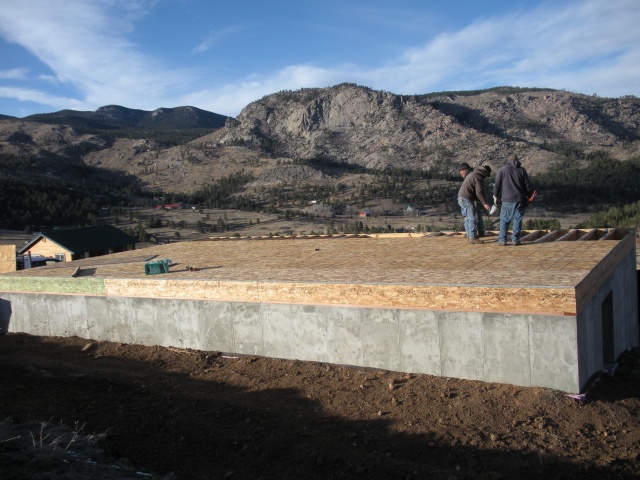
top-left (458, 197), bottom-right (485, 238)
top-left (499, 201), bottom-right (526, 243)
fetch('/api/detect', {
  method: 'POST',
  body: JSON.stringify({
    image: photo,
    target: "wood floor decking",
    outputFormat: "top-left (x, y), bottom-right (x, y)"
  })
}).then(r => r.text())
top-left (0, 230), bottom-right (634, 317)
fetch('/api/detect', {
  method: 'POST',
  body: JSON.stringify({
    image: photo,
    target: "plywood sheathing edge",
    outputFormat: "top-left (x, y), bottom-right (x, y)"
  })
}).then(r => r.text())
top-left (0, 276), bottom-right (105, 295)
top-left (0, 276), bottom-right (577, 315)
top-left (100, 278), bottom-right (577, 315)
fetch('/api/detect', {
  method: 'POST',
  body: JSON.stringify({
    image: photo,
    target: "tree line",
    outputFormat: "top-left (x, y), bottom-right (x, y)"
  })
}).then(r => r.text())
top-left (0, 153), bottom-right (151, 231)
top-left (532, 154), bottom-right (640, 208)
top-left (0, 178), bottom-right (99, 231)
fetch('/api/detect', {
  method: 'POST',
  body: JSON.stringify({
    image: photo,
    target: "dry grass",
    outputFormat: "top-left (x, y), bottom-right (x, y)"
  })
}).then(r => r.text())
top-left (0, 417), bottom-right (168, 479)
top-left (112, 204), bottom-right (592, 244)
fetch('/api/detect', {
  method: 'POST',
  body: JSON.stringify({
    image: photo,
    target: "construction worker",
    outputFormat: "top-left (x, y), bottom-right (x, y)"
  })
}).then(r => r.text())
top-left (457, 163), bottom-right (492, 244)
top-left (493, 153), bottom-right (534, 246)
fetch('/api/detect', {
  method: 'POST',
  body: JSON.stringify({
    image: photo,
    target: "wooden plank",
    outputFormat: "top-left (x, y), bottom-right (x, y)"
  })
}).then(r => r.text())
top-left (103, 278), bottom-right (577, 315)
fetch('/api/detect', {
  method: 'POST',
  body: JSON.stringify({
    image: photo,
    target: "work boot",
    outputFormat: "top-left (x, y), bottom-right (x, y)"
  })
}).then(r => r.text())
top-left (498, 241), bottom-right (506, 246)
top-left (512, 241), bottom-right (521, 246)
top-left (468, 238), bottom-right (483, 244)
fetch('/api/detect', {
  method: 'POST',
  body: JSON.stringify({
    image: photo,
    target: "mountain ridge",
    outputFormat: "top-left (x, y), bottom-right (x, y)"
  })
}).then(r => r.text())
top-left (23, 105), bottom-right (229, 131)
top-left (1, 83), bottom-right (639, 229)
top-left (210, 83), bottom-right (640, 175)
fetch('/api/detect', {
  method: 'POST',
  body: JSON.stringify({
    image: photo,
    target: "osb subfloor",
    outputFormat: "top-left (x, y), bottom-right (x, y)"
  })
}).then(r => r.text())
top-left (3, 233), bottom-right (624, 286)
top-left (1, 233), bottom-right (633, 316)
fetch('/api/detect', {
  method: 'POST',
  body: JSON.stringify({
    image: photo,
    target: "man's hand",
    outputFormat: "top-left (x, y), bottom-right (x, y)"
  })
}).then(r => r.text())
top-left (483, 203), bottom-right (490, 211)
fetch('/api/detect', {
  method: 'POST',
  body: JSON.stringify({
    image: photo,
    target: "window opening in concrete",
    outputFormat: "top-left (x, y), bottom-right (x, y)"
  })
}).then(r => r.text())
top-left (601, 291), bottom-right (615, 364)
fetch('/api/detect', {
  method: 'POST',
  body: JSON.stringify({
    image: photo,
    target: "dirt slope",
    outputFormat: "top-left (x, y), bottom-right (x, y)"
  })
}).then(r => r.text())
top-left (1, 333), bottom-right (639, 480)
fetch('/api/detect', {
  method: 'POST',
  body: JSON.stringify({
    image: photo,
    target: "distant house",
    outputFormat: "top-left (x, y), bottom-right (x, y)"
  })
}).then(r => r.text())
top-left (19, 225), bottom-right (137, 262)
top-left (156, 203), bottom-right (183, 210)
top-left (359, 209), bottom-right (372, 217)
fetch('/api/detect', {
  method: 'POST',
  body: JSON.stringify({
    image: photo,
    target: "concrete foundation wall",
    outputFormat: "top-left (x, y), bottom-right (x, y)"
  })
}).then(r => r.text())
top-left (0, 291), bottom-right (582, 392)
top-left (577, 248), bottom-right (639, 388)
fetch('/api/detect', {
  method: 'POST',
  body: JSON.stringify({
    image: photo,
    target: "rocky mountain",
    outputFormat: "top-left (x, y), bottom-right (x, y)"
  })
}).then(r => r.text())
top-left (0, 105), bottom-right (229, 189)
top-left (211, 83), bottom-right (640, 175)
top-left (1, 84), bottom-right (639, 226)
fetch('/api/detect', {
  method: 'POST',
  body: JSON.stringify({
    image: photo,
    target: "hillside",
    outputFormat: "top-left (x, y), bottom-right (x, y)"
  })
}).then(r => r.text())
top-left (0, 84), bottom-right (639, 230)
top-left (211, 84), bottom-right (640, 173)
top-left (82, 85), bottom-right (640, 201)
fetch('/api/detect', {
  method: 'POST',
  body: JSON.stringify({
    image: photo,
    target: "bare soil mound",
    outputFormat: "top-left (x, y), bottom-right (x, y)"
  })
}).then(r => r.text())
top-left (1, 333), bottom-right (639, 480)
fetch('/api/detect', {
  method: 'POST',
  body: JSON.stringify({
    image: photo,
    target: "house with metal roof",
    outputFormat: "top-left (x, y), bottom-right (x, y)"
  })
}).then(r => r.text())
top-left (18, 225), bottom-right (137, 262)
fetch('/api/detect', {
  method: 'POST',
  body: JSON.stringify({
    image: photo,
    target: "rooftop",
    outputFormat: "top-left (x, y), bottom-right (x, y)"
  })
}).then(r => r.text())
top-left (19, 225), bottom-right (137, 255)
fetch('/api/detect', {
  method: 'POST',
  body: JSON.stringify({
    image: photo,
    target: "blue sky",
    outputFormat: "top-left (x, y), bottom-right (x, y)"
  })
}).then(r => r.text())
top-left (0, 0), bottom-right (638, 118)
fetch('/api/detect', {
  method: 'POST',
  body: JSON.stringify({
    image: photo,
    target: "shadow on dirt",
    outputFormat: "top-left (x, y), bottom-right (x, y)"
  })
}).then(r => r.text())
top-left (1, 334), bottom-right (639, 480)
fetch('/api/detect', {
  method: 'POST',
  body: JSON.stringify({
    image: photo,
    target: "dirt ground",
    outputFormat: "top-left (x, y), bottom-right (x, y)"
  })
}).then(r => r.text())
top-left (1, 334), bottom-right (640, 480)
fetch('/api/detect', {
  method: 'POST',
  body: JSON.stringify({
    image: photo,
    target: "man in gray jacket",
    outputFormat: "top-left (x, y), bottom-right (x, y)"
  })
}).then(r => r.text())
top-left (457, 163), bottom-right (492, 244)
top-left (493, 154), bottom-right (533, 246)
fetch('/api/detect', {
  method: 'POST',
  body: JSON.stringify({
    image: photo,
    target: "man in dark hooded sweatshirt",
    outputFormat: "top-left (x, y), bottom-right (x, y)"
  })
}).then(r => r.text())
top-left (493, 153), bottom-right (533, 246)
top-left (457, 163), bottom-right (492, 244)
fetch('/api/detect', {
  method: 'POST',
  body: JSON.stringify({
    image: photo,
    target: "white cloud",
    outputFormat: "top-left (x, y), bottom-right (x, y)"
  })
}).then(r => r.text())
top-left (381, 0), bottom-right (640, 95)
top-left (189, 0), bottom-right (640, 116)
top-left (177, 65), bottom-right (346, 116)
top-left (192, 25), bottom-right (248, 54)
top-left (0, 68), bottom-right (29, 80)
top-left (0, 0), bottom-right (638, 118)
top-left (0, 86), bottom-right (86, 110)
top-left (38, 74), bottom-right (61, 84)
top-left (0, 0), bottom-right (190, 111)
